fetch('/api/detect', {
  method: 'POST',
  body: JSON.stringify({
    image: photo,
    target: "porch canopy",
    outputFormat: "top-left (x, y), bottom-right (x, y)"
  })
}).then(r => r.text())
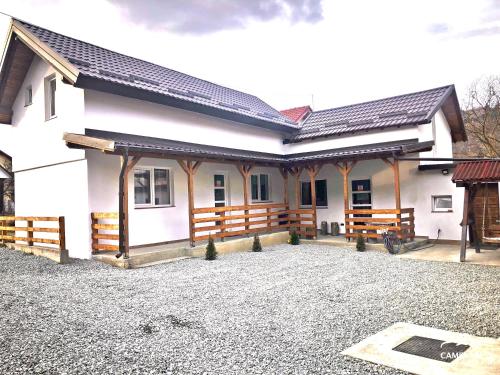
top-left (64, 129), bottom-right (433, 257)
top-left (452, 160), bottom-right (500, 261)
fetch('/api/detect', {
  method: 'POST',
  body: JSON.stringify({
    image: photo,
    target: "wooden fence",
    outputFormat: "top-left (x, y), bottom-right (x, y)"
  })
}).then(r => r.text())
top-left (0, 216), bottom-right (66, 250)
top-left (344, 208), bottom-right (415, 240)
top-left (192, 203), bottom-right (315, 242)
top-left (91, 212), bottom-right (119, 253)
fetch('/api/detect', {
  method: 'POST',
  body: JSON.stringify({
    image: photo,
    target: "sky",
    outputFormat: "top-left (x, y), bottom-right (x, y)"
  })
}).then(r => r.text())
top-left (0, 0), bottom-right (498, 111)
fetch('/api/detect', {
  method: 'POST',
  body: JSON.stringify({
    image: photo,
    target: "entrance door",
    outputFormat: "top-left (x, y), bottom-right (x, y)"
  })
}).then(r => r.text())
top-left (214, 173), bottom-right (229, 226)
top-left (471, 183), bottom-right (500, 243)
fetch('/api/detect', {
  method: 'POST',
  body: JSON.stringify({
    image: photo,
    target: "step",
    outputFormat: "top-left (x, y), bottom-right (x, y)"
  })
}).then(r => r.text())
top-left (130, 256), bottom-right (191, 269)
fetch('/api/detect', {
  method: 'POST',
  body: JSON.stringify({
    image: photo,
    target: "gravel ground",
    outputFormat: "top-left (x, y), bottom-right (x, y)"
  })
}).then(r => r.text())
top-left (0, 244), bottom-right (498, 375)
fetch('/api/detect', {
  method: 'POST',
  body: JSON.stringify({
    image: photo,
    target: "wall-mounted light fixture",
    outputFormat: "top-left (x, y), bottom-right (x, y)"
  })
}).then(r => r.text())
top-left (441, 169), bottom-right (449, 175)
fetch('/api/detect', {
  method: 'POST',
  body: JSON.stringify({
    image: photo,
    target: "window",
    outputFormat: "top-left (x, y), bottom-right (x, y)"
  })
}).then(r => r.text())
top-left (251, 174), bottom-right (270, 202)
top-left (301, 179), bottom-right (328, 207)
top-left (134, 168), bottom-right (172, 207)
top-left (24, 85), bottom-right (32, 106)
top-left (44, 75), bottom-right (56, 120)
top-left (351, 179), bottom-right (372, 215)
top-left (214, 173), bottom-right (228, 206)
top-left (432, 195), bottom-right (452, 212)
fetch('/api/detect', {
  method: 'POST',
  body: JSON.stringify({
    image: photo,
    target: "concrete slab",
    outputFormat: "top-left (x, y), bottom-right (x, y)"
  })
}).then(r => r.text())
top-left (399, 245), bottom-right (499, 267)
top-left (4, 243), bottom-right (69, 264)
top-left (342, 322), bottom-right (500, 375)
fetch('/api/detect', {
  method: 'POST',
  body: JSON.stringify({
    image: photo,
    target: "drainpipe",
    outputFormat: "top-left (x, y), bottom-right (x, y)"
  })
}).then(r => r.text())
top-left (117, 148), bottom-right (128, 259)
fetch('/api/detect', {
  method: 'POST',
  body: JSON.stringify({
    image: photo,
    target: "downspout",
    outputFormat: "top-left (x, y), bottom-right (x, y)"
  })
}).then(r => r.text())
top-left (116, 148), bottom-right (128, 259)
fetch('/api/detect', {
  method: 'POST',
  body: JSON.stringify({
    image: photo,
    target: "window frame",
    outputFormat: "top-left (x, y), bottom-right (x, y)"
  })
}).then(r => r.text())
top-left (24, 85), bottom-right (32, 107)
top-left (44, 74), bottom-right (57, 120)
top-left (431, 195), bottom-right (453, 213)
top-left (250, 173), bottom-right (271, 202)
top-left (300, 179), bottom-right (328, 208)
top-left (133, 167), bottom-right (174, 208)
top-left (350, 178), bottom-right (373, 209)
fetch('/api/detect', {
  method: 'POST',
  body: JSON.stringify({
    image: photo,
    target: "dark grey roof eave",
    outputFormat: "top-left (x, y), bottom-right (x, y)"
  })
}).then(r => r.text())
top-left (75, 75), bottom-right (298, 134)
top-left (282, 120), bottom-right (431, 144)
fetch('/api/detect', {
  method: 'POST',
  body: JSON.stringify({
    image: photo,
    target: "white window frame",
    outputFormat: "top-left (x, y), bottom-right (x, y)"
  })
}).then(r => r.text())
top-left (251, 173), bottom-right (271, 202)
top-left (44, 74), bottom-right (57, 120)
top-left (350, 177), bottom-right (373, 209)
top-left (300, 179), bottom-right (328, 208)
top-left (24, 85), bottom-right (32, 107)
top-left (431, 195), bottom-right (453, 213)
top-left (213, 171), bottom-right (230, 206)
top-left (134, 167), bottom-right (174, 208)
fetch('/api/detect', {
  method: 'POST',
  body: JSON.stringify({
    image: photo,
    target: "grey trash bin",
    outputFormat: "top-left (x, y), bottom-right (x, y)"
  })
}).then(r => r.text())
top-left (320, 221), bottom-right (328, 235)
top-left (331, 222), bottom-right (339, 236)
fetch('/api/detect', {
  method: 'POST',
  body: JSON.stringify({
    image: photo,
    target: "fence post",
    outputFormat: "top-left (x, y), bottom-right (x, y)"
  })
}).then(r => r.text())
top-left (91, 214), bottom-right (98, 254)
top-left (27, 219), bottom-right (33, 246)
top-left (58, 216), bottom-right (66, 251)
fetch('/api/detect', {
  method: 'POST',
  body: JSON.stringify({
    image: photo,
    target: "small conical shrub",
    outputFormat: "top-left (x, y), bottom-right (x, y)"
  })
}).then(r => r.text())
top-left (289, 231), bottom-right (300, 245)
top-left (252, 234), bottom-right (262, 252)
top-left (205, 236), bottom-right (217, 260)
top-left (356, 233), bottom-right (366, 252)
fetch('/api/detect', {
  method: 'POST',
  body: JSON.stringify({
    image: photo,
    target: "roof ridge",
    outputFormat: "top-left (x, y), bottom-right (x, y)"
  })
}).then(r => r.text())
top-left (14, 18), bottom-right (283, 115)
top-left (310, 85), bottom-right (454, 115)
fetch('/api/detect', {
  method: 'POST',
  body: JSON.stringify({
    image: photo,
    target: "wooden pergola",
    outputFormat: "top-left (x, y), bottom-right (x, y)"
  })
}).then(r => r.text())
top-left (64, 132), bottom-right (428, 258)
top-left (452, 160), bottom-right (500, 262)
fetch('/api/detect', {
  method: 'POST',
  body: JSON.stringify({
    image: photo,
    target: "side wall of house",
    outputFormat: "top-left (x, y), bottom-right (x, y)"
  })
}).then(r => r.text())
top-left (0, 55), bottom-right (91, 258)
top-left (83, 90), bottom-right (286, 154)
top-left (86, 150), bottom-right (285, 247)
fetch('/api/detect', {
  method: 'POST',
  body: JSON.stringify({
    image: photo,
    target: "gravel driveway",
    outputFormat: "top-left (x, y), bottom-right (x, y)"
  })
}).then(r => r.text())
top-left (0, 244), bottom-right (498, 374)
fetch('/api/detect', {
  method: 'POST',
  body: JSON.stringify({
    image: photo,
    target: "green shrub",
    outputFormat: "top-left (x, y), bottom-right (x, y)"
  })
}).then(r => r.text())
top-left (252, 234), bottom-right (262, 252)
top-left (356, 234), bottom-right (366, 252)
top-left (289, 231), bottom-right (300, 245)
top-left (205, 236), bottom-right (217, 260)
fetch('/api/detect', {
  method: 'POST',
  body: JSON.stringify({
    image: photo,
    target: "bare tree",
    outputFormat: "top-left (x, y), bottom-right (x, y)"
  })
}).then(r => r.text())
top-left (0, 157), bottom-right (14, 214)
top-left (456, 76), bottom-right (500, 158)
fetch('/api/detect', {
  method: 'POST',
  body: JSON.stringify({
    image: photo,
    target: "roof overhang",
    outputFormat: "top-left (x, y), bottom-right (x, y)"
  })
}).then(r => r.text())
top-left (64, 130), bottom-right (434, 166)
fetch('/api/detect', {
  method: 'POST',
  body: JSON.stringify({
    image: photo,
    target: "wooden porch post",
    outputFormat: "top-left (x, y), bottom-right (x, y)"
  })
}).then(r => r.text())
top-left (279, 167), bottom-right (289, 207)
top-left (460, 184), bottom-right (470, 262)
top-left (306, 164), bottom-right (321, 239)
top-left (118, 152), bottom-right (141, 259)
top-left (237, 164), bottom-right (254, 232)
top-left (335, 161), bottom-right (356, 241)
top-left (178, 160), bottom-right (202, 247)
top-left (383, 157), bottom-right (403, 239)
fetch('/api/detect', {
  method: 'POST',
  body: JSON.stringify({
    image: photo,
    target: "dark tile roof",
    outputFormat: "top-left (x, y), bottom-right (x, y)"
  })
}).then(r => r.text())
top-left (452, 161), bottom-right (500, 183)
top-left (84, 129), bottom-right (433, 164)
top-left (16, 20), bottom-right (298, 130)
top-left (285, 86), bottom-right (455, 143)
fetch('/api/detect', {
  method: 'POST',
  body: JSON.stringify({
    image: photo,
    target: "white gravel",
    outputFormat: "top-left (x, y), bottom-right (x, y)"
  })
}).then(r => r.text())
top-left (0, 244), bottom-right (498, 374)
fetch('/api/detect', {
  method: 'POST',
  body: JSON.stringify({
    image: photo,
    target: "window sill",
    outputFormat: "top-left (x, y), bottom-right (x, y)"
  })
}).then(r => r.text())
top-left (24, 103), bottom-right (32, 107)
top-left (45, 115), bottom-right (57, 122)
top-left (135, 205), bottom-right (176, 209)
top-left (252, 200), bottom-right (273, 204)
top-left (300, 205), bottom-right (328, 209)
top-left (432, 210), bottom-right (453, 213)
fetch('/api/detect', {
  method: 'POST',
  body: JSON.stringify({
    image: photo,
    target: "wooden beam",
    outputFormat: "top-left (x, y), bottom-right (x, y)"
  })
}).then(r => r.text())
top-left (178, 160), bottom-right (203, 246)
top-left (335, 161), bottom-right (357, 240)
top-left (460, 185), bottom-right (470, 262)
top-left (305, 165), bottom-right (321, 239)
top-left (279, 167), bottom-right (289, 207)
top-left (237, 163), bottom-right (254, 232)
top-left (63, 133), bottom-right (115, 152)
top-left (289, 166), bottom-right (303, 209)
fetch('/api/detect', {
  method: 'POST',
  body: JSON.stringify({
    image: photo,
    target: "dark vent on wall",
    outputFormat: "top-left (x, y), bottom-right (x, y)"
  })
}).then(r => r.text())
top-left (168, 88), bottom-right (195, 98)
top-left (68, 57), bottom-right (91, 67)
top-left (99, 69), bottom-right (134, 82)
top-left (129, 74), bottom-right (160, 86)
top-left (187, 90), bottom-right (212, 100)
top-left (378, 110), bottom-right (408, 118)
top-left (407, 110), bottom-right (429, 117)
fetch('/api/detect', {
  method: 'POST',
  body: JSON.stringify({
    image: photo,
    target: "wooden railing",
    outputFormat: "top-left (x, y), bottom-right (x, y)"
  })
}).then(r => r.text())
top-left (91, 212), bottom-right (119, 253)
top-left (0, 216), bottom-right (66, 250)
top-left (192, 203), bottom-right (315, 242)
top-left (344, 208), bottom-right (415, 241)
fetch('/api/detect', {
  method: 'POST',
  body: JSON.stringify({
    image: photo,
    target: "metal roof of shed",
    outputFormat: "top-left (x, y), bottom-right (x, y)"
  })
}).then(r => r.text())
top-left (452, 161), bottom-right (500, 183)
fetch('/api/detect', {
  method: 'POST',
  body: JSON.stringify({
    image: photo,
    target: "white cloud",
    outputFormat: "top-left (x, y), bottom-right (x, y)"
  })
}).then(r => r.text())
top-left (0, 0), bottom-right (498, 111)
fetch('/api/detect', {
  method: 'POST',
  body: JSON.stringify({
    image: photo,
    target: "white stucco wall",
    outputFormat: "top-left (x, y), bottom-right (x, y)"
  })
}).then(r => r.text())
top-left (1, 56), bottom-right (85, 172)
top-left (289, 160), bottom-right (462, 241)
top-left (83, 90), bottom-right (286, 154)
top-left (419, 109), bottom-right (453, 163)
top-left (14, 159), bottom-right (91, 259)
top-left (86, 150), bottom-right (285, 247)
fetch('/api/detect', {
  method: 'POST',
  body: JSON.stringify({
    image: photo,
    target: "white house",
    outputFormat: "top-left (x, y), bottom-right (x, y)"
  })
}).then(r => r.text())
top-left (0, 18), bottom-right (469, 259)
